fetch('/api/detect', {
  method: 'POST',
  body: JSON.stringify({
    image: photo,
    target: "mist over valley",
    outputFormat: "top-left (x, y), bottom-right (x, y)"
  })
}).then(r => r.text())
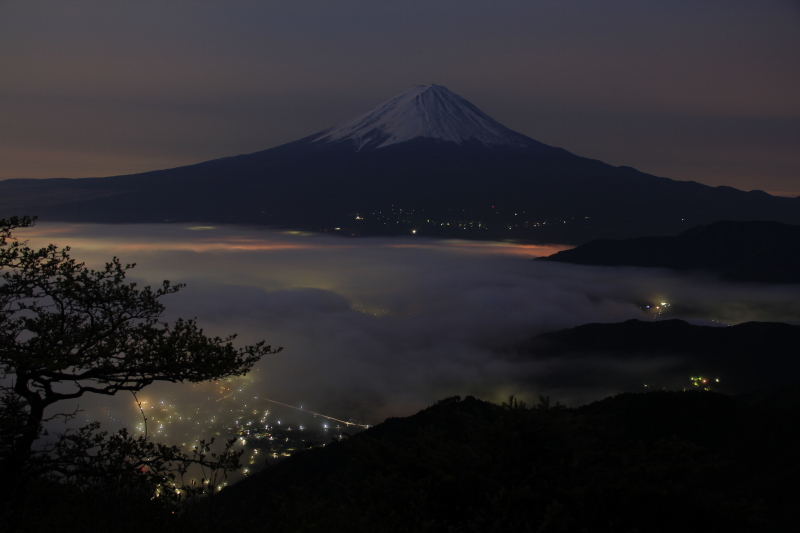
top-left (15, 222), bottom-right (800, 459)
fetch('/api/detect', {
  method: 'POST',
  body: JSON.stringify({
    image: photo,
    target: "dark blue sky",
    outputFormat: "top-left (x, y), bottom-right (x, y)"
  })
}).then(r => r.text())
top-left (2, 1), bottom-right (798, 194)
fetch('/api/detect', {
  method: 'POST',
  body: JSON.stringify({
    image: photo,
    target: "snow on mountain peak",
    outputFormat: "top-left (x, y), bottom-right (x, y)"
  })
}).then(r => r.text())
top-left (311, 84), bottom-right (534, 150)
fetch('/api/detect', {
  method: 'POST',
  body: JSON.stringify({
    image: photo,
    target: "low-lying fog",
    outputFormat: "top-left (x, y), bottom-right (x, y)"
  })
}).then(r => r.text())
top-left (15, 222), bottom-right (800, 450)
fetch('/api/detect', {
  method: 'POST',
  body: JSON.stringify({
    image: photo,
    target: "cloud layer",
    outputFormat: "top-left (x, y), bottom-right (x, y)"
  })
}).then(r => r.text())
top-left (14, 223), bottom-right (800, 445)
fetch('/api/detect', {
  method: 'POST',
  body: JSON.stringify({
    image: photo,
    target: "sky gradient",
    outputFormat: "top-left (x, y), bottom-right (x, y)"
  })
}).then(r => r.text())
top-left (2, 1), bottom-right (799, 194)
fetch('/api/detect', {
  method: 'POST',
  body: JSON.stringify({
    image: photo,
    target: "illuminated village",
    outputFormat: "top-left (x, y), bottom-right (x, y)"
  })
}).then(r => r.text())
top-left (131, 376), bottom-right (369, 480)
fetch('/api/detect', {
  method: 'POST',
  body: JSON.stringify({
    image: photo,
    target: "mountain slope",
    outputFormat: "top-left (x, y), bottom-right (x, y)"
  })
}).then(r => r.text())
top-left (540, 220), bottom-right (800, 282)
top-left (209, 391), bottom-right (800, 532)
top-left (518, 318), bottom-right (800, 394)
top-left (2, 85), bottom-right (799, 243)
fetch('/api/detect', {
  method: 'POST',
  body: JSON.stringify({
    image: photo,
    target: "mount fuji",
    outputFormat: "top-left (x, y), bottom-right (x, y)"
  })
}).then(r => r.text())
top-left (309, 84), bottom-right (542, 150)
top-left (2, 84), bottom-right (799, 243)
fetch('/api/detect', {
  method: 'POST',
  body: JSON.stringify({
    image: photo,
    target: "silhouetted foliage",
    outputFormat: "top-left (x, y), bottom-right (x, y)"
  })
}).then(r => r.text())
top-left (0, 216), bottom-right (281, 532)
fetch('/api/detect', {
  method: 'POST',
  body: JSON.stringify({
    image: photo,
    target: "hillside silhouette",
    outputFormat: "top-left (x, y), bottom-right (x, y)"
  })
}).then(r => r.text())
top-left (207, 389), bottom-right (800, 533)
top-left (518, 318), bottom-right (800, 394)
top-left (541, 220), bottom-right (800, 282)
top-left (9, 387), bottom-right (800, 532)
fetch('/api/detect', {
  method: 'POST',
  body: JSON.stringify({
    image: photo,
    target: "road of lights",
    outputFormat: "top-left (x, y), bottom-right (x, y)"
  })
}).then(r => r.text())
top-left (126, 372), bottom-right (369, 477)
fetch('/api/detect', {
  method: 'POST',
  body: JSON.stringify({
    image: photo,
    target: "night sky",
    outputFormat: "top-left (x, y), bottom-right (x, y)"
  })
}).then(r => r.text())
top-left (1, 1), bottom-right (799, 194)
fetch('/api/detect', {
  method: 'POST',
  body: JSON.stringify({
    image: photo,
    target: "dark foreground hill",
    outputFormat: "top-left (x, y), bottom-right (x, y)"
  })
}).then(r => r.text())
top-left (209, 391), bottom-right (800, 533)
top-left (3, 86), bottom-right (800, 244)
top-left (11, 389), bottom-right (800, 532)
top-left (540, 220), bottom-right (800, 282)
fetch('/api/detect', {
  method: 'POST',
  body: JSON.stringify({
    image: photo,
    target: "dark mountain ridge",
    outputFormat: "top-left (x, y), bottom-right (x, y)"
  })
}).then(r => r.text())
top-left (16, 388), bottom-right (800, 532)
top-left (206, 389), bottom-right (800, 532)
top-left (518, 318), bottom-right (800, 394)
top-left (541, 220), bottom-right (800, 282)
top-left (2, 85), bottom-right (799, 243)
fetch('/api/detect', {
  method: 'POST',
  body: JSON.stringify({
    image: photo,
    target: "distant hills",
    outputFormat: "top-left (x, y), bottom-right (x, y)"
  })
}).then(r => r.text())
top-left (518, 318), bottom-right (800, 395)
top-left (541, 220), bottom-right (800, 282)
top-left (2, 85), bottom-right (800, 243)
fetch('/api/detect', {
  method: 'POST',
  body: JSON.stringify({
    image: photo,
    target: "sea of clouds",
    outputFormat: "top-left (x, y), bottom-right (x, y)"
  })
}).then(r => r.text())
top-left (16, 222), bottom-right (800, 444)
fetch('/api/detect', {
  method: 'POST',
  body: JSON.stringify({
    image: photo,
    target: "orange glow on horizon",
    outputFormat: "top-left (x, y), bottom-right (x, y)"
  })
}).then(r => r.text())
top-left (385, 241), bottom-right (572, 257)
top-left (13, 224), bottom-right (573, 258)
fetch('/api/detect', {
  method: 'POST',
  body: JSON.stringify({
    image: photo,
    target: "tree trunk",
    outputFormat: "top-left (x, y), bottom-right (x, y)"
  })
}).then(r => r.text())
top-left (3, 380), bottom-right (46, 533)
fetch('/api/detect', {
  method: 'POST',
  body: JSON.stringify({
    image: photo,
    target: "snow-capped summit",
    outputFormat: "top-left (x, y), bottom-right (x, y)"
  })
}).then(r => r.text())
top-left (311, 84), bottom-right (536, 150)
